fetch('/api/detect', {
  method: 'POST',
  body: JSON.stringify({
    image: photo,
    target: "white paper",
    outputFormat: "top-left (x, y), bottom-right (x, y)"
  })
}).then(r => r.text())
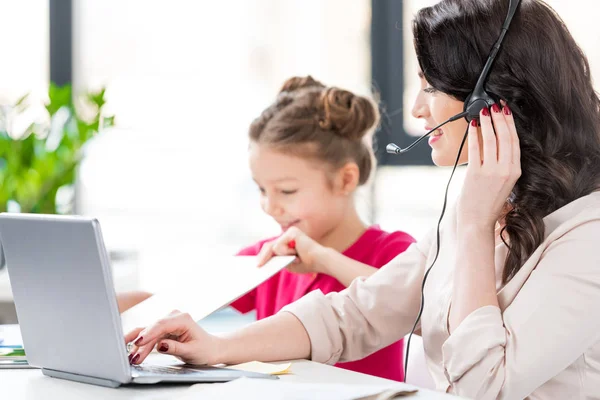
top-left (121, 256), bottom-right (294, 333)
top-left (178, 378), bottom-right (418, 400)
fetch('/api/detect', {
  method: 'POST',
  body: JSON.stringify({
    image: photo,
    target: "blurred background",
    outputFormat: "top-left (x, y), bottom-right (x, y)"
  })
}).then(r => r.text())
top-left (0, 0), bottom-right (599, 387)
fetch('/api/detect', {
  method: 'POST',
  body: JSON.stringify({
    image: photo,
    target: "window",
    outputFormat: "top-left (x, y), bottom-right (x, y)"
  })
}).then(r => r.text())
top-left (0, 1), bottom-right (49, 105)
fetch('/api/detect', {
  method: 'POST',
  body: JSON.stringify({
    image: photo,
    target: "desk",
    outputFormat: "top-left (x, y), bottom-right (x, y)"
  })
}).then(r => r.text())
top-left (2, 356), bottom-right (455, 399)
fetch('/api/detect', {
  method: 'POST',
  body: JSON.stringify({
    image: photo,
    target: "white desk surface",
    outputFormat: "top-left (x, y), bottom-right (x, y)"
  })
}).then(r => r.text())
top-left (2, 356), bottom-right (456, 399)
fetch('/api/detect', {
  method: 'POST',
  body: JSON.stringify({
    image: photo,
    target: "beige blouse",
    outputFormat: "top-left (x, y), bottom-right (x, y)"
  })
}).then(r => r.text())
top-left (282, 191), bottom-right (600, 399)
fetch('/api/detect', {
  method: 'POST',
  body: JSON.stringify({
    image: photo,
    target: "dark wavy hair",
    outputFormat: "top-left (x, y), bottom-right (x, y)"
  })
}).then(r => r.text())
top-left (414, 0), bottom-right (600, 283)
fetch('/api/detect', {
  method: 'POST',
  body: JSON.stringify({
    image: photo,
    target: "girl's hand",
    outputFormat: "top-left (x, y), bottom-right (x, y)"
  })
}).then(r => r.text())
top-left (256, 227), bottom-right (327, 274)
top-left (458, 103), bottom-right (521, 230)
top-left (125, 310), bottom-right (221, 366)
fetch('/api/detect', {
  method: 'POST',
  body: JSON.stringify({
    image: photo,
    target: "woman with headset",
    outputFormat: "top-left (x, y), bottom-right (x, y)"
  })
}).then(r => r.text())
top-left (123, 1), bottom-right (600, 397)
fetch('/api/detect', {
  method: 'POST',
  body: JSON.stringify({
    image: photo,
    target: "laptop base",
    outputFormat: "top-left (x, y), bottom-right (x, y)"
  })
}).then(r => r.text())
top-left (42, 368), bottom-right (121, 388)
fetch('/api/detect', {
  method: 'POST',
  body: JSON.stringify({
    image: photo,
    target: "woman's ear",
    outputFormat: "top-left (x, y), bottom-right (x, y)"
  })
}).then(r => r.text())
top-left (334, 162), bottom-right (360, 195)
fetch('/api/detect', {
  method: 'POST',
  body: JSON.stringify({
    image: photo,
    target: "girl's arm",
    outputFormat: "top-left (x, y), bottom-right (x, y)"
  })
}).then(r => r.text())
top-left (316, 247), bottom-right (378, 287)
top-left (116, 291), bottom-right (152, 313)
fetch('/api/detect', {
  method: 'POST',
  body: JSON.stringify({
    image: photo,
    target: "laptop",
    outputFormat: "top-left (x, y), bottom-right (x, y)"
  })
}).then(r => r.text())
top-left (0, 213), bottom-right (279, 387)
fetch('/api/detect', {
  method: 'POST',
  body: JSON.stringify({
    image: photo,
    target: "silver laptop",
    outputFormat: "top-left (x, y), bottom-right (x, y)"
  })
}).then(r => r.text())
top-left (0, 213), bottom-right (277, 387)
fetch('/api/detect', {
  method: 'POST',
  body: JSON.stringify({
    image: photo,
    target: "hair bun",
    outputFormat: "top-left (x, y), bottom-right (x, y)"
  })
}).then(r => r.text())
top-left (319, 88), bottom-right (379, 141)
top-left (279, 76), bottom-right (325, 94)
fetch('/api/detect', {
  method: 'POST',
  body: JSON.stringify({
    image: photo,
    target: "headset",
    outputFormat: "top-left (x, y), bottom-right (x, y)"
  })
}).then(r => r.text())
top-left (386, 0), bottom-right (522, 384)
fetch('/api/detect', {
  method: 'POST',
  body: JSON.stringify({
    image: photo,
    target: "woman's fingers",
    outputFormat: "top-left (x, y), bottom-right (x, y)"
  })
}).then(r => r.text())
top-left (128, 312), bottom-right (197, 364)
top-left (490, 103), bottom-right (512, 165)
top-left (479, 106), bottom-right (497, 165)
top-left (130, 341), bottom-right (158, 364)
top-left (502, 104), bottom-right (521, 169)
top-left (468, 118), bottom-right (482, 168)
top-left (125, 327), bottom-right (145, 346)
top-left (155, 338), bottom-right (199, 363)
top-left (134, 312), bottom-right (193, 347)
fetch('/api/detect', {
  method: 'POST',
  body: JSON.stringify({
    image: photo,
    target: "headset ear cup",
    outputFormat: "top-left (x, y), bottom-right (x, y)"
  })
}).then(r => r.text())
top-left (463, 89), bottom-right (497, 121)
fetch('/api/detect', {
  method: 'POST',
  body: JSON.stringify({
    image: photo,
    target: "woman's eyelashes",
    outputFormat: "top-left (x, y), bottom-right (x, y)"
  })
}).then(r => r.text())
top-left (418, 74), bottom-right (437, 94)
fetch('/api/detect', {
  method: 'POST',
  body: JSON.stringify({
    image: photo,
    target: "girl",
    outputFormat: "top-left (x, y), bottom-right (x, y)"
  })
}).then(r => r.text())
top-left (229, 76), bottom-right (414, 382)
top-left (127, 1), bottom-right (600, 397)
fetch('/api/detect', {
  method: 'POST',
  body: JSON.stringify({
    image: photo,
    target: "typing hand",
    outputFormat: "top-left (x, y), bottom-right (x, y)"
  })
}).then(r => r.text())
top-left (125, 310), bottom-right (221, 366)
top-left (256, 227), bottom-right (326, 274)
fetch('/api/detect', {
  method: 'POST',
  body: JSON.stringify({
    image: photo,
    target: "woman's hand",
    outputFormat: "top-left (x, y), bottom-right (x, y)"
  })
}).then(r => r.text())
top-left (125, 310), bottom-right (221, 366)
top-left (458, 103), bottom-right (521, 230)
top-left (256, 227), bottom-right (327, 274)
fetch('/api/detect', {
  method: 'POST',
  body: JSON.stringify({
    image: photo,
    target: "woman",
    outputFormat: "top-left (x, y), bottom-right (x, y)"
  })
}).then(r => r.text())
top-left (124, 0), bottom-right (600, 398)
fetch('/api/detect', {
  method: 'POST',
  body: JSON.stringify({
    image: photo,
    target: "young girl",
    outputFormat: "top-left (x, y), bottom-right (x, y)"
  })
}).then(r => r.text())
top-left (228, 76), bottom-right (414, 381)
top-left (121, 76), bottom-right (415, 381)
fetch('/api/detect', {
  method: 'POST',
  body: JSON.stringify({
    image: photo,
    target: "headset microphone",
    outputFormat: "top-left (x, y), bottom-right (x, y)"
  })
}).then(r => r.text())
top-left (386, 111), bottom-right (468, 155)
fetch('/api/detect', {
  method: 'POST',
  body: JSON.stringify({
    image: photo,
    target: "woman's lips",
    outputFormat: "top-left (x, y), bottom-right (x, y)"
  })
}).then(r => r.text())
top-left (428, 129), bottom-right (444, 146)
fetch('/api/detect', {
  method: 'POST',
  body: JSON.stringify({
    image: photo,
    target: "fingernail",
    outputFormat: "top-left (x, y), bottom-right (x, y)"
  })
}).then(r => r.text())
top-left (481, 107), bottom-right (490, 117)
top-left (131, 354), bottom-right (140, 364)
top-left (470, 119), bottom-right (478, 127)
top-left (288, 240), bottom-right (296, 249)
top-left (158, 343), bottom-right (169, 353)
top-left (128, 353), bottom-right (134, 363)
top-left (134, 336), bottom-right (143, 346)
top-left (503, 104), bottom-right (512, 115)
top-left (491, 103), bottom-right (501, 113)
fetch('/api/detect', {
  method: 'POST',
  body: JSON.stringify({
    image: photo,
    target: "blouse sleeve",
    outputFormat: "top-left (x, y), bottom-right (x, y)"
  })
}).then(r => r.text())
top-left (441, 221), bottom-right (600, 399)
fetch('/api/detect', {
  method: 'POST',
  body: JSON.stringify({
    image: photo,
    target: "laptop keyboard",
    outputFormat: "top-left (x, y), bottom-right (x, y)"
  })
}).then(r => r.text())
top-left (131, 364), bottom-right (205, 376)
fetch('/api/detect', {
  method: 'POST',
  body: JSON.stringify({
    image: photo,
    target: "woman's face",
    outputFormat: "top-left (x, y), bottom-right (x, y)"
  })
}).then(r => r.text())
top-left (412, 70), bottom-right (471, 166)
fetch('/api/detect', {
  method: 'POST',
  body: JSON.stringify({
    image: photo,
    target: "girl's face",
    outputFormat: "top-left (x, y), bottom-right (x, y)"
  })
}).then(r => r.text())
top-left (249, 143), bottom-right (354, 242)
top-left (412, 70), bottom-right (470, 166)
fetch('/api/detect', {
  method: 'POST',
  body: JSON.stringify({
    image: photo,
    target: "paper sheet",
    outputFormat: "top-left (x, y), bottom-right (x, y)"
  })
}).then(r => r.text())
top-left (120, 256), bottom-right (295, 333)
top-left (226, 361), bottom-right (292, 375)
top-left (178, 377), bottom-right (418, 400)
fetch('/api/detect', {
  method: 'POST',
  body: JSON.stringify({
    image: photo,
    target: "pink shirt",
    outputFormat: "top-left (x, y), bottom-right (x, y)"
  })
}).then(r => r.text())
top-left (231, 226), bottom-right (415, 381)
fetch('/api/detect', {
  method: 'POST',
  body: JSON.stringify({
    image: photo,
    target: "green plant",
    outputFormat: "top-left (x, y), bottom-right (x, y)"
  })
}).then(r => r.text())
top-left (0, 83), bottom-right (114, 214)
